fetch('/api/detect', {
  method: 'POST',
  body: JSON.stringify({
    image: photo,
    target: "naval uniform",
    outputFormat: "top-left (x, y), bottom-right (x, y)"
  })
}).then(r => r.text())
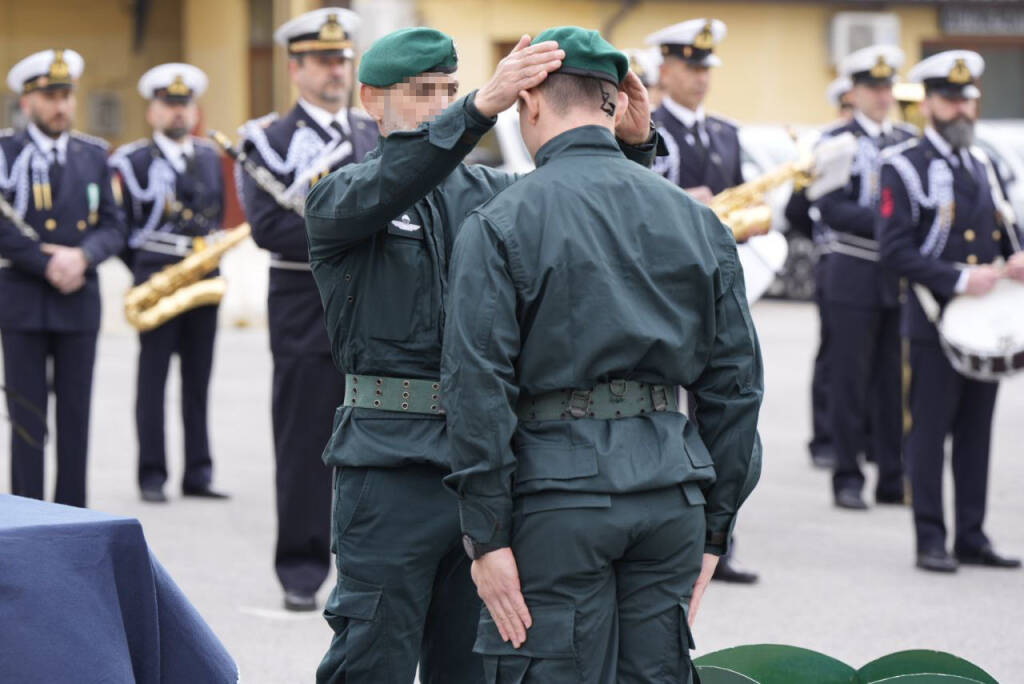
top-left (305, 93), bottom-right (658, 683)
top-left (443, 125), bottom-right (762, 684)
top-left (110, 134), bottom-right (225, 492)
top-left (653, 97), bottom-right (743, 194)
top-left (878, 128), bottom-right (1021, 554)
top-left (813, 113), bottom-right (917, 501)
top-left (0, 125), bottom-right (127, 506)
top-left (238, 102), bottom-right (377, 598)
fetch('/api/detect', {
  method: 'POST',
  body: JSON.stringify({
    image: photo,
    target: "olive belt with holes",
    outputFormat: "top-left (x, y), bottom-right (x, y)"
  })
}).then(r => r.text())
top-left (516, 380), bottom-right (679, 421)
top-left (344, 374), bottom-right (445, 415)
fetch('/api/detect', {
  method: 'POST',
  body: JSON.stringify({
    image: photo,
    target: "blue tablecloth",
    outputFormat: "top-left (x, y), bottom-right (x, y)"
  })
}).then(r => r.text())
top-left (0, 495), bottom-right (237, 682)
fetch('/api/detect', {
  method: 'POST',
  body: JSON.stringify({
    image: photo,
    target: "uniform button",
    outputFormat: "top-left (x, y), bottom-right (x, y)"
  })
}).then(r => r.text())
top-left (76, 220), bottom-right (87, 231)
top-left (993, 230), bottom-right (1002, 241)
top-left (182, 209), bottom-right (194, 220)
top-left (44, 218), bottom-right (57, 231)
top-left (967, 254), bottom-right (979, 265)
top-left (964, 229), bottom-right (975, 242)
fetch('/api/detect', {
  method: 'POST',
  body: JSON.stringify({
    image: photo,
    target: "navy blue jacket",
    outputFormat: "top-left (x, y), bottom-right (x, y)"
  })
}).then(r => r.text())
top-left (813, 118), bottom-right (917, 309)
top-left (0, 129), bottom-right (126, 331)
top-left (239, 105), bottom-right (377, 356)
top-left (878, 134), bottom-right (1020, 342)
top-left (110, 137), bottom-right (225, 284)
top-left (653, 106), bottom-right (743, 194)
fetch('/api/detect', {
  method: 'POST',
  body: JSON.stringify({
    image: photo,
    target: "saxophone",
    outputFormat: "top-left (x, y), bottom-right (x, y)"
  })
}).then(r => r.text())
top-left (124, 223), bottom-right (252, 332)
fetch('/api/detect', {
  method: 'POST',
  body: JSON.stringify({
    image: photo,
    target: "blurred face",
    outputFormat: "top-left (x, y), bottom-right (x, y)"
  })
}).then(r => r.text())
top-left (290, 53), bottom-right (353, 111)
top-left (21, 88), bottom-right (76, 137)
top-left (838, 93), bottom-right (854, 121)
top-left (851, 82), bottom-right (894, 124)
top-left (146, 99), bottom-right (198, 140)
top-left (922, 93), bottom-right (978, 149)
top-left (659, 58), bottom-right (710, 110)
top-left (361, 73), bottom-right (459, 137)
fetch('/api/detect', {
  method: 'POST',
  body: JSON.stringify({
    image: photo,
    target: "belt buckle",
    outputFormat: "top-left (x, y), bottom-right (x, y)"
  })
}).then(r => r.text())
top-left (568, 389), bottom-right (592, 418)
top-left (650, 385), bottom-right (669, 412)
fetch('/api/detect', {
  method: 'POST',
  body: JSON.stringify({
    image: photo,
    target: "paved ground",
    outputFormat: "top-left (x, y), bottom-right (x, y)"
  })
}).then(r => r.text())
top-left (2, 299), bottom-right (1022, 683)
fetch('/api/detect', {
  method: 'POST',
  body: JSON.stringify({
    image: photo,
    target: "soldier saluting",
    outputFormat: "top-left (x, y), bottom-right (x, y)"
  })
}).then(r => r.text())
top-left (236, 8), bottom-right (378, 612)
top-left (0, 49), bottom-right (127, 507)
top-left (109, 63), bottom-right (227, 503)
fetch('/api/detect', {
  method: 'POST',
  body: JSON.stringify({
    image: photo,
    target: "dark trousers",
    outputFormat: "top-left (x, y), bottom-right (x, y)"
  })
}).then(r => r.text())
top-left (809, 258), bottom-right (833, 459)
top-left (827, 303), bottom-right (903, 497)
top-left (474, 487), bottom-right (703, 684)
top-left (272, 353), bottom-right (341, 595)
top-left (2, 329), bottom-right (97, 507)
top-left (318, 464), bottom-right (482, 684)
top-left (136, 304), bottom-right (218, 490)
top-left (907, 342), bottom-right (997, 554)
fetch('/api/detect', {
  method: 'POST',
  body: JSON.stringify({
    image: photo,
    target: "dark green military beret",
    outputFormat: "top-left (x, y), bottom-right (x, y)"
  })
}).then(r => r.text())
top-left (534, 26), bottom-right (628, 85)
top-left (358, 27), bottom-right (458, 87)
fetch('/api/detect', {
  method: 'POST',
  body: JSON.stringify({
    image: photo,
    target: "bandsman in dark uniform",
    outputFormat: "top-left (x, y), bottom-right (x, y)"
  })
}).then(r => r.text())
top-left (237, 8), bottom-right (378, 612)
top-left (305, 27), bottom-right (657, 682)
top-left (878, 50), bottom-right (1023, 572)
top-left (442, 27), bottom-right (762, 682)
top-left (0, 49), bottom-right (126, 507)
top-left (814, 45), bottom-right (917, 511)
top-left (787, 75), bottom-right (854, 471)
top-left (110, 63), bottom-right (228, 503)
top-left (646, 17), bottom-right (757, 584)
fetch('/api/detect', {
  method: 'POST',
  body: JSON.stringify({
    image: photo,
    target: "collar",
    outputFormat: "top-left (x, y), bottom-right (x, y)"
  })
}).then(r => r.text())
top-left (853, 110), bottom-right (892, 139)
top-left (153, 131), bottom-right (195, 173)
top-left (924, 126), bottom-right (974, 169)
top-left (27, 123), bottom-right (69, 164)
top-left (534, 125), bottom-right (620, 168)
top-left (298, 98), bottom-right (350, 137)
top-left (662, 96), bottom-right (704, 129)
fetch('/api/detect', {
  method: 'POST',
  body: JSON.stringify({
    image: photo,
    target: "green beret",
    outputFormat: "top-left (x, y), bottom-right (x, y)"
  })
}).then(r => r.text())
top-left (358, 27), bottom-right (458, 87)
top-left (534, 26), bottom-right (628, 85)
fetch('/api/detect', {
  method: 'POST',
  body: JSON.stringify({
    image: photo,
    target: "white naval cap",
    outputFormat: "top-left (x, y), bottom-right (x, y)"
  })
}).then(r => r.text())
top-left (645, 18), bottom-right (727, 67)
top-left (6, 49), bottom-right (84, 95)
top-left (627, 47), bottom-right (664, 87)
top-left (274, 7), bottom-right (360, 58)
top-left (908, 50), bottom-right (985, 100)
top-left (137, 63), bottom-right (208, 102)
top-left (826, 76), bottom-right (852, 108)
top-left (839, 44), bottom-right (904, 85)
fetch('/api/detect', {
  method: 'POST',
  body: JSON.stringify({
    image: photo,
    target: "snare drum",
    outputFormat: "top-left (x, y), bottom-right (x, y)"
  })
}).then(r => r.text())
top-left (937, 278), bottom-right (1024, 381)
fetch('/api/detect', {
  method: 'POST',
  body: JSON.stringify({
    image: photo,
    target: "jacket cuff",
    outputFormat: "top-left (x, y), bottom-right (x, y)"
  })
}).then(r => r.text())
top-left (618, 128), bottom-right (659, 168)
top-left (704, 512), bottom-right (736, 556)
top-left (427, 91), bottom-right (496, 151)
top-left (458, 495), bottom-right (513, 549)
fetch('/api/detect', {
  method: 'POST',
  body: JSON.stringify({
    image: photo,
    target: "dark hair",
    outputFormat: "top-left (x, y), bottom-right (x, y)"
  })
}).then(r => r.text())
top-left (535, 72), bottom-right (617, 117)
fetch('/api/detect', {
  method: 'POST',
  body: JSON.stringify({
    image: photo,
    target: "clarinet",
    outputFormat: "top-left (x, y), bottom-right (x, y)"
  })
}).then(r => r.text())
top-left (0, 193), bottom-right (41, 241)
top-left (208, 130), bottom-right (305, 217)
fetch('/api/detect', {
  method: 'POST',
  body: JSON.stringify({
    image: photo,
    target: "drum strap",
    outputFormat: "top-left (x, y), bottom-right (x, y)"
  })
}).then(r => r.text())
top-left (974, 148), bottom-right (1022, 253)
top-left (911, 283), bottom-right (943, 324)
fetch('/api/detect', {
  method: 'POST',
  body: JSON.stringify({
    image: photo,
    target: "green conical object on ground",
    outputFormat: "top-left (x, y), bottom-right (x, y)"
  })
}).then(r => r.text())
top-left (857, 650), bottom-right (997, 684)
top-left (695, 644), bottom-right (856, 684)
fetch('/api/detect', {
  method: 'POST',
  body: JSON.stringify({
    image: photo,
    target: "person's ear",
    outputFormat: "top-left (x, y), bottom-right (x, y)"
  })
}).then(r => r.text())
top-left (519, 88), bottom-right (541, 126)
top-left (361, 85), bottom-right (384, 125)
top-left (613, 91), bottom-right (629, 126)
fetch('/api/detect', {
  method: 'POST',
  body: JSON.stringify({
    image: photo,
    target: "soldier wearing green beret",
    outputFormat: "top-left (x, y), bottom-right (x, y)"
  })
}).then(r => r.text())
top-left (441, 26), bottom-right (764, 683)
top-left (304, 26), bottom-right (658, 683)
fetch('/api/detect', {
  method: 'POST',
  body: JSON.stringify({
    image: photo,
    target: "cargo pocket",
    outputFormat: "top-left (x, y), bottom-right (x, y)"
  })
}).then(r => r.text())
top-left (332, 467), bottom-right (371, 539)
top-left (473, 603), bottom-right (580, 683)
top-left (321, 573), bottom-right (388, 679)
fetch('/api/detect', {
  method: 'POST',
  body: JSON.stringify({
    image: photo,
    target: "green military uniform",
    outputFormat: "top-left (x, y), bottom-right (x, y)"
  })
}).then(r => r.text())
top-left (304, 27), bottom-right (658, 684)
top-left (442, 27), bottom-right (764, 684)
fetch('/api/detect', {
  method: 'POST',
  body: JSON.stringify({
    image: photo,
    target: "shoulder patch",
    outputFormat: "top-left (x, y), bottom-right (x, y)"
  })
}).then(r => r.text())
top-left (70, 130), bottom-right (111, 150)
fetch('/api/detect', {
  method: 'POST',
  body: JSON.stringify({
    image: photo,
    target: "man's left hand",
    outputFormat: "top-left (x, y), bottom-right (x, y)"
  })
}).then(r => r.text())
top-left (687, 553), bottom-right (719, 628)
top-left (471, 547), bottom-right (533, 648)
top-left (614, 71), bottom-right (653, 146)
top-left (1006, 251), bottom-right (1024, 282)
top-left (42, 245), bottom-right (89, 294)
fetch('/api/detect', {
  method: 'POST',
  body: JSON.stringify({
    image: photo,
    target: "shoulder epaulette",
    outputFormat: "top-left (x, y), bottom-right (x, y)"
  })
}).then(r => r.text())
top-left (70, 130), bottom-right (110, 150)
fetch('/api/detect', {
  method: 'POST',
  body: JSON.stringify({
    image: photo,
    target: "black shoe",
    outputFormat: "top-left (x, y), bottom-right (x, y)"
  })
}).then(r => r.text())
top-left (834, 489), bottom-right (868, 510)
top-left (811, 451), bottom-right (836, 469)
top-left (956, 545), bottom-right (1022, 569)
top-left (712, 558), bottom-right (759, 584)
top-left (182, 485), bottom-right (230, 500)
top-left (140, 488), bottom-right (167, 503)
top-left (916, 549), bottom-right (958, 573)
top-left (283, 591), bottom-right (318, 612)
top-left (875, 490), bottom-right (906, 505)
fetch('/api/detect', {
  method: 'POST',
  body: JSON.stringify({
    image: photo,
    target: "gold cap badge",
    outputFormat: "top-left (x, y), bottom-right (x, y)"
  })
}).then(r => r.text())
top-left (167, 74), bottom-right (190, 97)
top-left (693, 21), bottom-right (715, 51)
top-left (869, 56), bottom-right (893, 79)
top-left (319, 14), bottom-right (345, 42)
top-left (949, 58), bottom-right (971, 84)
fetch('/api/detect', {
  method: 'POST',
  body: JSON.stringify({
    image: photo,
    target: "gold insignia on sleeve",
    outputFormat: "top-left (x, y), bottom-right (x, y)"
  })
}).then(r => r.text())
top-left (167, 75), bottom-right (190, 97)
top-left (949, 58), bottom-right (971, 84)
top-left (693, 22), bottom-right (715, 50)
top-left (870, 56), bottom-right (893, 79)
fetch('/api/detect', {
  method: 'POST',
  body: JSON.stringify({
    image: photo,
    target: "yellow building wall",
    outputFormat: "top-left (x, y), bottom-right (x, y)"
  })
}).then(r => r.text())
top-left (416, 0), bottom-right (941, 126)
top-left (0, 0), bottom-right (184, 146)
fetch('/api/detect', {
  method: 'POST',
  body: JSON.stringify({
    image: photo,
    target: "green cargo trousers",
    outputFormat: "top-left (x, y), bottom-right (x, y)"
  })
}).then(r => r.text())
top-left (473, 486), bottom-right (705, 683)
top-left (317, 463), bottom-right (483, 683)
